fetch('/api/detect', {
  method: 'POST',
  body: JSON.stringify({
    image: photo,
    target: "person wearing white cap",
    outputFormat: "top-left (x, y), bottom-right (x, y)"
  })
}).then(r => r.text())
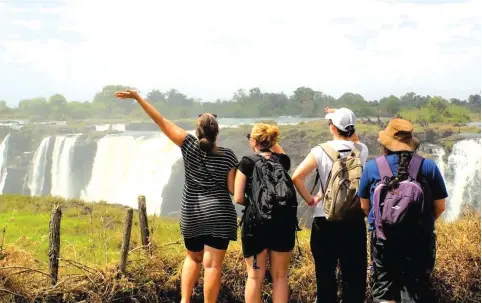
top-left (292, 107), bottom-right (369, 303)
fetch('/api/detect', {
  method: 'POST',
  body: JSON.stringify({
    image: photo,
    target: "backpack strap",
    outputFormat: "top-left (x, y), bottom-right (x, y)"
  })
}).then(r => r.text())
top-left (350, 144), bottom-right (362, 158)
top-left (375, 156), bottom-right (393, 179)
top-left (320, 143), bottom-right (340, 161)
top-left (408, 154), bottom-right (424, 180)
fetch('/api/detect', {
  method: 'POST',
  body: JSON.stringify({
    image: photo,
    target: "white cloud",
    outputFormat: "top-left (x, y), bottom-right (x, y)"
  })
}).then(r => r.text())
top-left (10, 19), bottom-right (42, 30)
top-left (1, 0), bottom-right (480, 102)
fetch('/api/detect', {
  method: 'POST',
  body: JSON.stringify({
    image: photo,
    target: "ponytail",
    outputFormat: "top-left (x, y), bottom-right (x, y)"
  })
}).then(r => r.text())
top-left (385, 150), bottom-right (413, 189)
top-left (199, 137), bottom-right (217, 154)
top-left (196, 113), bottom-right (221, 155)
top-left (396, 151), bottom-right (412, 181)
top-left (329, 119), bottom-right (356, 138)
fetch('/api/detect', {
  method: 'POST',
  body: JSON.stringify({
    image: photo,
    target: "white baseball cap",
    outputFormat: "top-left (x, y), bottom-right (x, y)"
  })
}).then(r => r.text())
top-left (325, 108), bottom-right (356, 132)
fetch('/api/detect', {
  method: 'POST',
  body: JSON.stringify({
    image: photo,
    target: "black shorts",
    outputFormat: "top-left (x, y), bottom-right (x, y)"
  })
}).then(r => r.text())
top-left (241, 210), bottom-right (296, 258)
top-left (370, 231), bottom-right (436, 303)
top-left (184, 235), bottom-right (230, 252)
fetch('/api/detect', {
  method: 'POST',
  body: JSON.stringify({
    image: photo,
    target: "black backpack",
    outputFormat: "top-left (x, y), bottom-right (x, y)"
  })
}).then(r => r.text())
top-left (241, 153), bottom-right (301, 268)
top-left (244, 153), bottom-right (297, 224)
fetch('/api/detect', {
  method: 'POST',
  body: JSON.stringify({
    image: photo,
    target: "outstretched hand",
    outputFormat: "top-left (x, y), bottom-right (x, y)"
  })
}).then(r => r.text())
top-left (114, 89), bottom-right (140, 101)
top-left (325, 106), bottom-right (336, 114)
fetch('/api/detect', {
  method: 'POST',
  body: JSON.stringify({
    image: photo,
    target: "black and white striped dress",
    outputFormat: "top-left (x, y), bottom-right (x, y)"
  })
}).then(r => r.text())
top-left (180, 134), bottom-right (239, 241)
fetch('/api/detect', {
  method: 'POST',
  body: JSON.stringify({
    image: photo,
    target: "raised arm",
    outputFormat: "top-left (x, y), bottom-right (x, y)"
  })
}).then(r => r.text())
top-left (114, 89), bottom-right (188, 147)
top-left (271, 143), bottom-right (285, 154)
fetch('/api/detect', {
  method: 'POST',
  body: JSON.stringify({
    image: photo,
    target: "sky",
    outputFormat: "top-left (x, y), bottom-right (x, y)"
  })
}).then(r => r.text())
top-left (0, 0), bottom-right (480, 105)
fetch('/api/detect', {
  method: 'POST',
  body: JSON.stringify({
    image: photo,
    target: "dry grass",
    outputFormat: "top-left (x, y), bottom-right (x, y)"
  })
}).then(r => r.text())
top-left (0, 195), bottom-right (479, 302)
top-left (0, 216), bottom-right (480, 302)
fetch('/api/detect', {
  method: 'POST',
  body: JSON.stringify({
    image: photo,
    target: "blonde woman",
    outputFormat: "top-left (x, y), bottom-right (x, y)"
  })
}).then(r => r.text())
top-left (234, 123), bottom-right (298, 303)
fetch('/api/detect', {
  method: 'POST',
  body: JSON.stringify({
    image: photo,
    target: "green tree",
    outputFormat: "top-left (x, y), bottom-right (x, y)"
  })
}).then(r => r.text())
top-left (48, 94), bottom-right (68, 119)
top-left (379, 95), bottom-right (400, 116)
top-left (93, 85), bottom-right (135, 116)
top-left (427, 96), bottom-right (448, 116)
top-left (65, 101), bottom-right (91, 120)
top-left (0, 101), bottom-right (10, 114)
top-left (147, 90), bottom-right (166, 103)
top-left (18, 98), bottom-right (50, 117)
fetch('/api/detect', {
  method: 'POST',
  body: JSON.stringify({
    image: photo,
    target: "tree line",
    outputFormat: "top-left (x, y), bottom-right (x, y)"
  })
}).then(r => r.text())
top-left (0, 85), bottom-right (480, 124)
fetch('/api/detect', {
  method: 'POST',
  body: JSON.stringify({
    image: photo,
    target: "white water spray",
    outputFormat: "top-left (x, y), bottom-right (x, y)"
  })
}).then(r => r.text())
top-left (81, 133), bottom-right (182, 214)
top-left (50, 135), bottom-right (80, 198)
top-left (27, 137), bottom-right (51, 196)
top-left (0, 134), bottom-right (11, 194)
top-left (443, 139), bottom-right (481, 221)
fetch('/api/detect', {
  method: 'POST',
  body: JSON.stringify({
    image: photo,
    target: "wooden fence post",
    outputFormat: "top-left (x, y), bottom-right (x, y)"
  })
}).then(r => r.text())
top-left (137, 195), bottom-right (150, 254)
top-left (48, 205), bottom-right (62, 286)
top-left (119, 208), bottom-right (133, 274)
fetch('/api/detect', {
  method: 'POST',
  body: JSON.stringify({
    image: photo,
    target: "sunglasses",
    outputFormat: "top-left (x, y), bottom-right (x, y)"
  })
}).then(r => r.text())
top-left (198, 113), bottom-right (218, 119)
top-left (246, 133), bottom-right (251, 139)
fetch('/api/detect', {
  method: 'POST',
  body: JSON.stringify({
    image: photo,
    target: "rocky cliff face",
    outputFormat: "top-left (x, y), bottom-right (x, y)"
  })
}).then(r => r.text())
top-left (0, 121), bottom-right (478, 224)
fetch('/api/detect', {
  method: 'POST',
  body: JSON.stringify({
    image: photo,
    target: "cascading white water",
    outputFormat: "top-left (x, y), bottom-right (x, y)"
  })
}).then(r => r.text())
top-left (111, 124), bottom-right (126, 132)
top-left (50, 135), bottom-right (79, 198)
top-left (443, 139), bottom-right (481, 221)
top-left (95, 124), bottom-right (110, 132)
top-left (26, 137), bottom-right (51, 196)
top-left (81, 133), bottom-right (182, 214)
top-left (94, 124), bottom-right (126, 132)
top-left (0, 134), bottom-right (11, 194)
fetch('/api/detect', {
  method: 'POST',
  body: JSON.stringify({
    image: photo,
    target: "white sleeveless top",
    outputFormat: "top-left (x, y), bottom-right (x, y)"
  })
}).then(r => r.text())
top-left (311, 140), bottom-right (369, 218)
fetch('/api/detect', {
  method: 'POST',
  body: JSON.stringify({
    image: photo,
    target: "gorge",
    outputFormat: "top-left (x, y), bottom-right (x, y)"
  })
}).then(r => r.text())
top-left (0, 119), bottom-right (480, 222)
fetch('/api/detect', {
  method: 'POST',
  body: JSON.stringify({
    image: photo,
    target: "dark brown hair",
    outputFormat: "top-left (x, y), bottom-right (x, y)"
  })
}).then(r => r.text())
top-left (328, 119), bottom-right (356, 137)
top-left (196, 113), bottom-right (220, 154)
top-left (383, 147), bottom-right (414, 188)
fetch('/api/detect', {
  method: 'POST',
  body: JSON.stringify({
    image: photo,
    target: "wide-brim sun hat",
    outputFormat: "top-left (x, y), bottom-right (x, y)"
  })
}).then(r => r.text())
top-left (378, 118), bottom-right (420, 152)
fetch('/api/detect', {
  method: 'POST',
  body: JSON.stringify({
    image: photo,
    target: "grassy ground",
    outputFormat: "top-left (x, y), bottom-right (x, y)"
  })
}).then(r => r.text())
top-left (0, 195), bottom-right (480, 302)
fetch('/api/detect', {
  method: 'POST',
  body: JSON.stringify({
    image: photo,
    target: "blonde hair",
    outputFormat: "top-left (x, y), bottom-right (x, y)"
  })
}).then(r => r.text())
top-left (250, 123), bottom-right (280, 149)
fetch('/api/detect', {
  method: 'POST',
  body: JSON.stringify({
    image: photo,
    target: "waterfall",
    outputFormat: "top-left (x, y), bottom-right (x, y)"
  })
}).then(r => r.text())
top-left (81, 133), bottom-right (182, 214)
top-left (0, 134), bottom-right (11, 194)
top-left (26, 137), bottom-right (51, 196)
top-left (443, 139), bottom-right (481, 221)
top-left (50, 135), bottom-right (80, 198)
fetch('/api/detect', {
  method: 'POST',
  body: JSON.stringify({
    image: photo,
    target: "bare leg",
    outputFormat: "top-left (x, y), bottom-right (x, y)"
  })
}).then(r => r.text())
top-left (245, 249), bottom-right (268, 303)
top-left (181, 250), bottom-right (204, 303)
top-left (203, 245), bottom-right (227, 303)
top-left (270, 250), bottom-right (292, 303)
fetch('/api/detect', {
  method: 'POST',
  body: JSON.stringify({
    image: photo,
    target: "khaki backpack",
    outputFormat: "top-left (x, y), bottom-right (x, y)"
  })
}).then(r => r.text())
top-left (314, 143), bottom-right (364, 221)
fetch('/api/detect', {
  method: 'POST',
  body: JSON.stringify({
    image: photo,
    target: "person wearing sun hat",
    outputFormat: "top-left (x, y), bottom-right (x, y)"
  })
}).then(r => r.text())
top-left (358, 118), bottom-right (448, 303)
top-left (292, 106), bottom-right (369, 303)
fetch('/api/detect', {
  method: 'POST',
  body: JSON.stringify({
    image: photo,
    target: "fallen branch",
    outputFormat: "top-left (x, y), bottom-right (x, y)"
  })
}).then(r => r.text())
top-left (0, 287), bottom-right (26, 298)
top-left (129, 243), bottom-right (151, 254)
top-left (0, 266), bottom-right (51, 278)
top-left (160, 240), bottom-right (181, 248)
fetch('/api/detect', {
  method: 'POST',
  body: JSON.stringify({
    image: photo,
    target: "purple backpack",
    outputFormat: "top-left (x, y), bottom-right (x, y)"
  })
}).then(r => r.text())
top-left (373, 154), bottom-right (426, 240)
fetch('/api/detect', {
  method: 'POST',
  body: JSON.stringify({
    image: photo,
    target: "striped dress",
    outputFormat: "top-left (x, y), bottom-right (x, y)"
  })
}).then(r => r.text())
top-left (180, 134), bottom-right (239, 241)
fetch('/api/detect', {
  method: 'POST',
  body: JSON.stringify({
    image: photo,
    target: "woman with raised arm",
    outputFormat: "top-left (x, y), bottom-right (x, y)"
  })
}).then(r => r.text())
top-left (234, 123), bottom-right (298, 303)
top-left (115, 90), bottom-right (238, 303)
